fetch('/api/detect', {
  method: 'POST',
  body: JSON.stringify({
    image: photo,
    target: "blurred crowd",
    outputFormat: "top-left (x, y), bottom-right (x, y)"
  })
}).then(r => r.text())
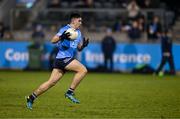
top-left (46, 0), bottom-right (160, 9)
top-left (0, 22), bottom-right (14, 40)
top-left (0, 0), bottom-right (177, 74)
top-left (0, 0), bottom-right (176, 42)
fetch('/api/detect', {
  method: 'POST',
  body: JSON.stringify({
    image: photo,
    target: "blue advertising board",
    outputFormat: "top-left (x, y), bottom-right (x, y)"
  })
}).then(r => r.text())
top-left (0, 41), bottom-right (180, 71)
top-left (0, 41), bottom-right (29, 69)
top-left (80, 43), bottom-right (180, 71)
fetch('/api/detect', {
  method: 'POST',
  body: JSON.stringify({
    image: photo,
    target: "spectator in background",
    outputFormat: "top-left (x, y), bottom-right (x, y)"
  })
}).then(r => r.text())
top-left (147, 16), bottom-right (162, 41)
top-left (50, 24), bottom-right (57, 32)
top-left (138, 15), bottom-right (146, 32)
top-left (0, 22), bottom-right (5, 39)
top-left (47, 0), bottom-right (61, 8)
top-left (32, 24), bottom-right (45, 49)
top-left (113, 20), bottom-right (122, 32)
top-left (128, 20), bottom-right (142, 41)
top-left (139, 0), bottom-right (158, 24)
top-left (77, 0), bottom-right (94, 8)
top-left (144, 0), bottom-right (153, 8)
top-left (137, 0), bottom-right (160, 9)
top-left (120, 0), bottom-right (131, 8)
top-left (101, 28), bottom-right (116, 72)
top-left (84, 0), bottom-right (94, 8)
top-left (3, 30), bottom-right (14, 40)
top-left (127, 0), bottom-right (141, 21)
top-left (155, 29), bottom-right (176, 76)
top-left (139, 0), bottom-right (154, 8)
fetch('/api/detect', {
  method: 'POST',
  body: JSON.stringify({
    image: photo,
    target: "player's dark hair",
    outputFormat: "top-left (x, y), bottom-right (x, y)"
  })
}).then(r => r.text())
top-left (69, 13), bottom-right (81, 20)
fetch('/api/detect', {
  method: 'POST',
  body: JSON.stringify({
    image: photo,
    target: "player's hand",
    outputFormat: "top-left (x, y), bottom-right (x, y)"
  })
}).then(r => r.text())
top-left (83, 37), bottom-right (89, 47)
top-left (60, 31), bottom-right (71, 40)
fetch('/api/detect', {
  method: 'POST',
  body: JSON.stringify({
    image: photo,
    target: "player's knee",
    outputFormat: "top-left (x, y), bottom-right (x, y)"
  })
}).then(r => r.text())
top-left (81, 67), bottom-right (88, 75)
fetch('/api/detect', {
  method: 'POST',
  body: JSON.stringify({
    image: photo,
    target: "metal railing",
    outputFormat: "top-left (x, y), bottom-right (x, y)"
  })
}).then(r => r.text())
top-left (0, 0), bottom-right (16, 26)
top-left (10, 8), bottom-right (166, 31)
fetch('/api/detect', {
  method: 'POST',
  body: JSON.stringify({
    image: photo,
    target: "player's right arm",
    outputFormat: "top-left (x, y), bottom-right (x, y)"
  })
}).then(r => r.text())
top-left (51, 35), bottom-right (60, 44)
top-left (51, 31), bottom-right (70, 44)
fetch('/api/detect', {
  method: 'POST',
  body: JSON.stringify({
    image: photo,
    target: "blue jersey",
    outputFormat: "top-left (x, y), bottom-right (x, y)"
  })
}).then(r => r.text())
top-left (55, 24), bottom-right (82, 59)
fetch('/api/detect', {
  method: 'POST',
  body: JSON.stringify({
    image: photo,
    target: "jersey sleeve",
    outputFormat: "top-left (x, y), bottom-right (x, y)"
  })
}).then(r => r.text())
top-left (56, 27), bottom-right (67, 37)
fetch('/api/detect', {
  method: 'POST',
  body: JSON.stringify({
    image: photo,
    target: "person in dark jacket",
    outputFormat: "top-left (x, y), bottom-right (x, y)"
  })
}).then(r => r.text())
top-left (147, 16), bottom-right (162, 41)
top-left (155, 29), bottom-right (175, 75)
top-left (101, 29), bottom-right (116, 72)
top-left (128, 20), bottom-right (142, 41)
top-left (0, 22), bottom-right (5, 38)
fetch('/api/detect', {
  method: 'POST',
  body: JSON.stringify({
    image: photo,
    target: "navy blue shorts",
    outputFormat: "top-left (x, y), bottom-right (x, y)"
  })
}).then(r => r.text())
top-left (53, 57), bottom-right (74, 72)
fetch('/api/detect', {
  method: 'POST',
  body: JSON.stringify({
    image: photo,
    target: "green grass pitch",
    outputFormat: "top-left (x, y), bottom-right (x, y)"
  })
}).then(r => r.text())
top-left (0, 71), bottom-right (180, 118)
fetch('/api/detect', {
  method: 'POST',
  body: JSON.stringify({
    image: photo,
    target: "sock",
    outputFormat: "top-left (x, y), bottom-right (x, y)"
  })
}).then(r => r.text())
top-left (66, 88), bottom-right (74, 94)
top-left (29, 93), bottom-right (37, 102)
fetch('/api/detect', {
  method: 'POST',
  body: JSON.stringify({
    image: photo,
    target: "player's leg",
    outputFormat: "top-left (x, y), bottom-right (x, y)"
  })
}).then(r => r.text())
top-left (65, 59), bottom-right (87, 90)
top-left (26, 68), bottom-right (64, 109)
top-left (110, 55), bottom-right (113, 72)
top-left (155, 56), bottom-right (167, 75)
top-left (33, 68), bottom-right (64, 96)
top-left (64, 59), bottom-right (87, 103)
top-left (104, 55), bottom-right (108, 71)
top-left (168, 55), bottom-right (176, 75)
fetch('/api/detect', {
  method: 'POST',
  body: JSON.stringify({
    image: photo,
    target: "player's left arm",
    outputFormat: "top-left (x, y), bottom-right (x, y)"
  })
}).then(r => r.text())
top-left (77, 37), bottom-right (89, 51)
